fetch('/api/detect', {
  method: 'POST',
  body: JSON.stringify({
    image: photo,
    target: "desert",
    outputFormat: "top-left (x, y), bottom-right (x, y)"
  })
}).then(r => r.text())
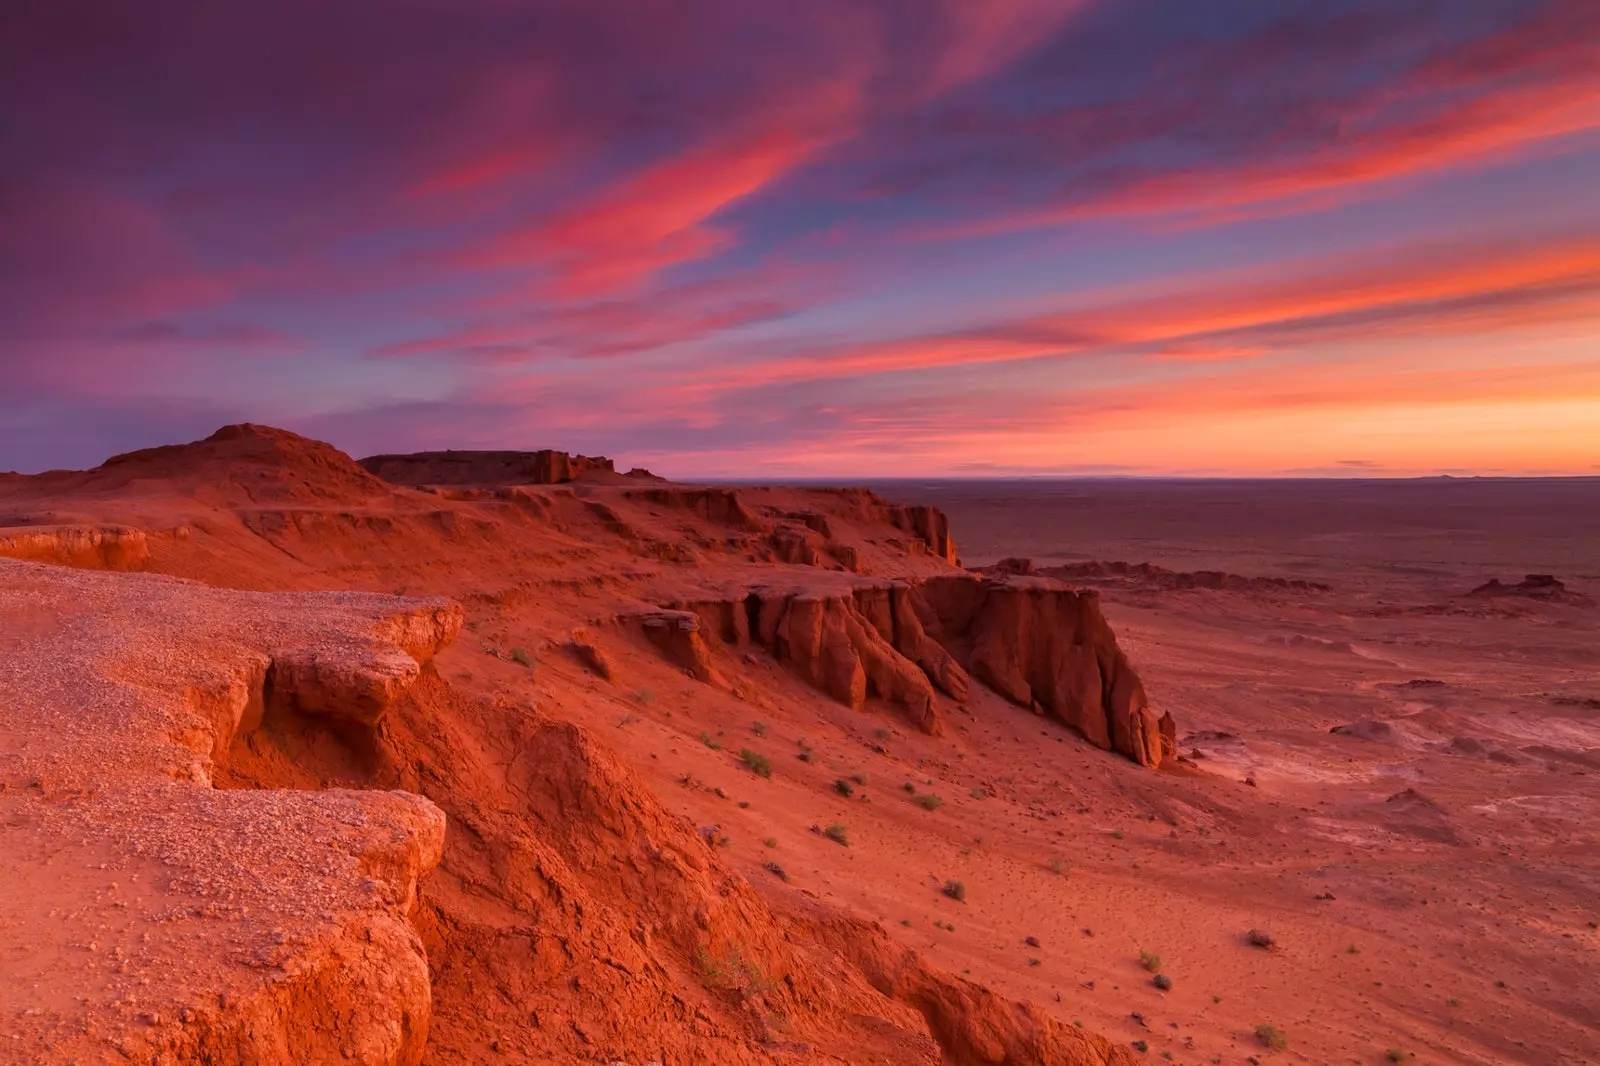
top-left (2, 425), bottom-right (1595, 1066)
top-left (6, 4), bottom-right (1600, 1063)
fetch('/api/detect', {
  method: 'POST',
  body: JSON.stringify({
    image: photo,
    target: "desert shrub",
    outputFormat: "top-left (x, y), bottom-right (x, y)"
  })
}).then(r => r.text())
top-left (850, 772), bottom-right (867, 785)
top-left (1385, 1051), bottom-right (1409, 1064)
top-left (762, 837), bottom-right (777, 848)
top-left (1138, 950), bottom-right (1161, 972)
top-left (762, 860), bottom-right (788, 882)
top-left (942, 879), bottom-right (966, 902)
top-left (833, 778), bottom-right (854, 797)
top-left (1248, 928), bottom-right (1275, 949)
top-left (751, 720), bottom-right (767, 736)
top-left (1255, 1024), bottom-right (1287, 1051)
top-left (1131, 1040), bottom-right (1147, 1052)
top-left (739, 749), bottom-right (771, 777)
top-left (797, 750), bottom-right (812, 762)
top-left (1152, 973), bottom-right (1172, 991)
top-left (913, 793), bottom-right (943, 811)
top-left (1048, 858), bottom-right (1067, 875)
top-left (969, 787), bottom-right (988, 799)
top-left (700, 732), bottom-right (721, 750)
top-left (509, 646), bottom-right (534, 667)
top-left (823, 823), bottom-right (849, 846)
top-left (633, 687), bottom-right (654, 704)
top-left (699, 944), bottom-right (775, 996)
top-left (903, 781), bottom-right (916, 793)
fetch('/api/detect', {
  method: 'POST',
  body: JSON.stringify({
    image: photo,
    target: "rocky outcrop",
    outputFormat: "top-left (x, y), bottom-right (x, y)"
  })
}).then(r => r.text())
top-left (623, 485), bottom-right (770, 531)
top-left (914, 575), bottom-right (1175, 767)
top-left (640, 572), bottom-right (1171, 766)
top-left (359, 448), bottom-right (618, 486)
top-left (889, 504), bottom-right (959, 564)
top-left (0, 560), bottom-right (453, 1064)
top-left (270, 603), bottom-right (463, 727)
top-left (1469, 573), bottom-right (1592, 605)
top-left (566, 628), bottom-right (618, 682)
top-left (637, 608), bottom-right (722, 683)
top-left (0, 523), bottom-right (151, 569)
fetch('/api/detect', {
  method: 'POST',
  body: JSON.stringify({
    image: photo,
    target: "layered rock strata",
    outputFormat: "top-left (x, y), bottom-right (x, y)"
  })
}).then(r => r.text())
top-left (0, 559), bottom-right (458, 1064)
top-left (635, 572), bottom-right (1174, 767)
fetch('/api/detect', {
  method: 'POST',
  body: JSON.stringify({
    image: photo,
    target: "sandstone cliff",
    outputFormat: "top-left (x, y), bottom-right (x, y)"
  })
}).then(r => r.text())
top-left (637, 572), bottom-right (1173, 768)
top-left (360, 448), bottom-right (629, 486)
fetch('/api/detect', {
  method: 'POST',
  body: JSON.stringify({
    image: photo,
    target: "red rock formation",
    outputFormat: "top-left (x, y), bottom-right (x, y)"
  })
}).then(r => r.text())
top-left (359, 448), bottom-right (616, 486)
top-left (1469, 573), bottom-right (1591, 604)
top-left (0, 524), bottom-right (151, 569)
top-left (911, 575), bottom-right (1175, 768)
top-left (623, 486), bottom-right (769, 532)
top-left (637, 609), bottom-right (722, 684)
top-left (643, 573), bottom-right (1168, 765)
top-left (770, 525), bottom-right (824, 566)
top-left (889, 504), bottom-right (959, 565)
top-left (0, 560), bottom-right (452, 1064)
top-left (566, 628), bottom-right (618, 682)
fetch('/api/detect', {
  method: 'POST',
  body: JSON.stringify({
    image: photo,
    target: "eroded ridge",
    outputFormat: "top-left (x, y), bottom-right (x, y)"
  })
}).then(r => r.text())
top-left (0, 558), bottom-right (458, 1064)
top-left (635, 571), bottom-right (1175, 767)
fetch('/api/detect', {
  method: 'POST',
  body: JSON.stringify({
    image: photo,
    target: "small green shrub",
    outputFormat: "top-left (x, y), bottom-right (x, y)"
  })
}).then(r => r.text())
top-left (833, 778), bottom-right (855, 797)
top-left (942, 880), bottom-right (966, 902)
top-left (1255, 1024), bottom-right (1287, 1051)
top-left (700, 732), bottom-right (721, 751)
top-left (762, 860), bottom-right (788, 882)
top-left (1138, 950), bottom-right (1161, 972)
top-left (1247, 928), bottom-right (1275, 949)
top-left (762, 837), bottom-right (777, 848)
top-left (509, 646), bottom-right (534, 667)
top-left (823, 823), bottom-right (849, 846)
top-left (751, 721), bottom-right (767, 736)
top-left (913, 793), bottom-right (943, 811)
top-left (1152, 973), bottom-right (1172, 991)
top-left (1385, 1051), bottom-right (1409, 1064)
top-left (739, 749), bottom-right (771, 778)
top-left (903, 782), bottom-right (916, 793)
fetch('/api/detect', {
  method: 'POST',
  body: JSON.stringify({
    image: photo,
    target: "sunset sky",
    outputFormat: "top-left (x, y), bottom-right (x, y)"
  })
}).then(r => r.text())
top-left (4, 0), bottom-right (1599, 476)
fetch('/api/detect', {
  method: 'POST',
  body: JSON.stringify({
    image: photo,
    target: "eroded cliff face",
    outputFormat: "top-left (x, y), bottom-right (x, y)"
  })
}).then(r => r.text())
top-left (636, 572), bottom-right (1174, 768)
top-left (915, 575), bottom-right (1177, 769)
top-left (0, 559), bottom-right (455, 1065)
top-left (360, 448), bottom-right (626, 486)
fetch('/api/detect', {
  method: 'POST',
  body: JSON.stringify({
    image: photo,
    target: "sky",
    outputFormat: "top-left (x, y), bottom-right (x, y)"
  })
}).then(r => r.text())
top-left (3, 0), bottom-right (1599, 477)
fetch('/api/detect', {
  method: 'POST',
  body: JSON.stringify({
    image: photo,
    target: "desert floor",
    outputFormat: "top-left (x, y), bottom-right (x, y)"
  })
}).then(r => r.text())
top-left (547, 476), bottom-right (1597, 1066)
